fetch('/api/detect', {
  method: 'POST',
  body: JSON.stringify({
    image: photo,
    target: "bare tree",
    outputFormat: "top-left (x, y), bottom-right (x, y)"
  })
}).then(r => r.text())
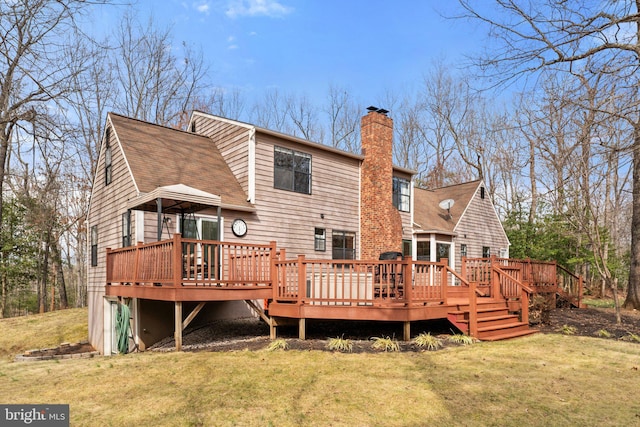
top-left (458, 0), bottom-right (640, 309)
top-left (324, 84), bottom-right (360, 153)
top-left (113, 13), bottom-right (208, 127)
top-left (0, 0), bottom-right (104, 251)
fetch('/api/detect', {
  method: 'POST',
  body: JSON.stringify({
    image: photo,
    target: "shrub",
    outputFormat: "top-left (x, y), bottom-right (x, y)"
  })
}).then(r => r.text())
top-left (448, 334), bottom-right (475, 345)
top-left (413, 332), bottom-right (443, 351)
top-left (326, 336), bottom-right (353, 353)
top-left (529, 294), bottom-right (554, 324)
top-left (266, 339), bottom-right (288, 351)
top-left (370, 336), bottom-right (400, 352)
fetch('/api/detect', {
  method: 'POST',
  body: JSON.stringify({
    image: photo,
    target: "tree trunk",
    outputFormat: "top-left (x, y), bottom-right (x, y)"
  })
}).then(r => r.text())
top-left (38, 232), bottom-right (51, 314)
top-left (52, 241), bottom-right (68, 309)
top-left (625, 124), bottom-right (640, 309)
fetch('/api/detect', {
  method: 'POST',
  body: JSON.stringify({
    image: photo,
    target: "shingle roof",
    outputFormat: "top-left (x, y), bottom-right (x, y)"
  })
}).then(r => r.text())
top-left (413, 180), bottom-right (481, 233)
top-left (109, 113), bottom-right (252, 210)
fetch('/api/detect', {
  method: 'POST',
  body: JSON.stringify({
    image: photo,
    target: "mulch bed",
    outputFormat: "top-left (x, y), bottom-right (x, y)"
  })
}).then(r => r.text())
top-left (18, 306), bottom-right (640, 358)
top-left (149, 306), bottom-right (640, 353)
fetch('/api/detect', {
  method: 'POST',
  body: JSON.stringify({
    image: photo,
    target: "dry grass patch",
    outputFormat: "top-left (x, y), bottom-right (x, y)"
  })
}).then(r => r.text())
top-left (1, 309), bottom-right (640, 426)
top-left (0, 308), bottom-right (88, 359)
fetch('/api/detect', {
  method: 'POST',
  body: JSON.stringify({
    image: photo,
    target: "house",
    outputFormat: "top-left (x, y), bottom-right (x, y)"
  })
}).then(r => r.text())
top-left (413, 181), bottom-right (510, 271)
top-left (87, 108), bottom-right (514, 354)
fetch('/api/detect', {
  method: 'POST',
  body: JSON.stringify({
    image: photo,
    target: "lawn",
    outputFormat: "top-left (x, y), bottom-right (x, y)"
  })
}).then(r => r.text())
top-left (1, 308), bottom-right (639, 426)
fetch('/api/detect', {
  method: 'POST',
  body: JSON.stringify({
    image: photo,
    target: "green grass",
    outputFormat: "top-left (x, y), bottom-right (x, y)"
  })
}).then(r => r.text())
top-left (2, 310), bottom-right (640, 426)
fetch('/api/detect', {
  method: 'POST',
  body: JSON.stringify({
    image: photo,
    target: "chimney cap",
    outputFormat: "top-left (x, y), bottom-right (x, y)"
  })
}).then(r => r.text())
top-left (366, 106), bottom-right (389, 115)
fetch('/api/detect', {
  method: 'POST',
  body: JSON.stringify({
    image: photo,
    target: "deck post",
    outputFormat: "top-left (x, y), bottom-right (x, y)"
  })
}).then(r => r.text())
top-left (133, 242), bottom-right (142, 285)
top-left (175, 301), bottom-right (183, 351)
top-left (270, 242), bottom-right (279, 302)
top-left (461, 257), bottom-right (467, 282)
top-left (270, 321), bottom-right (277, 339)
top-left (297, 254), bottom-right (306, 304)
top-left (469, 281), bottom-right (478, 338)
top-left (298, 318), bottom-right (306, 340)
top-left (441, 259), bottom-right (448, 304)
top-left (521, 288), bottom-right (529, 324)
top-left (403, 259), bottom-right (412, 305)
top-left (403, 321), bottom-right (410, 341)
top-left (491, 266), bottom-right (501, 299)
top-left (106, 248), bottom-right (112, 285)
top-left (173, 234), bottom-right (182, 287)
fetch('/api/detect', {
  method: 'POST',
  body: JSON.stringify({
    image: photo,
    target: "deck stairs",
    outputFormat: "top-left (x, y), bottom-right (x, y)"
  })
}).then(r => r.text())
top-left (446, 287), bottom-right (538, 341)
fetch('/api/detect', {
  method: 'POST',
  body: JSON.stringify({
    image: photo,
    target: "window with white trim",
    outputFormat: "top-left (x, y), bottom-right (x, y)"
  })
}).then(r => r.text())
top-left (314, 228), bottom-right (326, 251)
top-left (393, 177), bottom-right (410, 212)
top-left (274, 146), bottom-right (311, 194)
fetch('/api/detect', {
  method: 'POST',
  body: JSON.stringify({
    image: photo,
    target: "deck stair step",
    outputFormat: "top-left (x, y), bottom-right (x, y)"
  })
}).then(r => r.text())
top-left (447, 300), bottom-right (538, 341)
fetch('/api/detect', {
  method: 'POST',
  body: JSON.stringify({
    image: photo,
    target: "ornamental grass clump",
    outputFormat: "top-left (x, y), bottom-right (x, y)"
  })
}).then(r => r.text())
top-left (557, 324), bottom-right (577, 335)
top-left (413, 332), bottom-right (443, 351)
top-left (596, 329), bottom-right (612, 338)
top-left (447, 334), bottom-right (475, 345)
top-left (371, 336), bottom-right (400, 352)
top-left (266, 339), bottom-right (288, 351)
top-left (621, 333), bottom-right (640, 343)
top-left (326, 336), bottom-right (353, 353)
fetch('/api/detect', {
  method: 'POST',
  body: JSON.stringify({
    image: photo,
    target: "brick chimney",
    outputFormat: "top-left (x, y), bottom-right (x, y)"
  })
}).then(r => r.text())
top-left (360, 108), bottom-right (403, 260)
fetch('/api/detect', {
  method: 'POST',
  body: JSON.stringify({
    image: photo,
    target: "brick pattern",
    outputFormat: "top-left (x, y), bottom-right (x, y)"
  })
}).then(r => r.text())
top-left (360, 111), bottom-right (403, 260)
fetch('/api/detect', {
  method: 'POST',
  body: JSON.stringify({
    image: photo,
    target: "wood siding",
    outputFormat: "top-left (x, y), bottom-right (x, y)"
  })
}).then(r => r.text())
top-left (247, 132), bottom-right (362, 258)
top-left (454, 186), bottom-right (509, 270)
top-left (87, 121), bottom-right (138, 353)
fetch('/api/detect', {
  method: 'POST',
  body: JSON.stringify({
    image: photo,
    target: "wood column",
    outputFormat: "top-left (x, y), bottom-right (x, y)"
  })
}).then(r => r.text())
top-left (175, 301), bottom-right (182, 351)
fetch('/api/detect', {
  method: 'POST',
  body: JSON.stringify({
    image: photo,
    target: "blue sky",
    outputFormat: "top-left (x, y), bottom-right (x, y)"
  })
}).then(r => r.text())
top-left (89, 0), bottom-right (486, 110)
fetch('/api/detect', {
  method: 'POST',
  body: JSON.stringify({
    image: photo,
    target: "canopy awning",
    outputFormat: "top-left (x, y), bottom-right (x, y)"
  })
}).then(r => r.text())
top-left (125, 184), bottom-right (222, 214)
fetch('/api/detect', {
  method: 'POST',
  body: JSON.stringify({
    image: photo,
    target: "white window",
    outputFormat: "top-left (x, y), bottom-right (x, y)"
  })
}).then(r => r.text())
top-left (393, 177), bottom-right (410, 212)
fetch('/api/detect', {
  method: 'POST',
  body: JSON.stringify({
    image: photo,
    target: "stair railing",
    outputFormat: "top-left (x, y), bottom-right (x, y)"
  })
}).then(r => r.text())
top-left (492, 264), bottom-right (534, 324)
top-left (556, 264), bottom-right (584, 307)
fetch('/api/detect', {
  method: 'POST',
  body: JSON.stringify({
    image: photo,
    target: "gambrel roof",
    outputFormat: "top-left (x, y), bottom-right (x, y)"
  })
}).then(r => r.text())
top-left (109, 113), bottom-right (253, 212)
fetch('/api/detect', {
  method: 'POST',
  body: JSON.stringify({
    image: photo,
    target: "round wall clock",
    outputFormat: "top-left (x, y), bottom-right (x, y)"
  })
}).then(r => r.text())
top-left (231, 219), bottom-right (247, 237)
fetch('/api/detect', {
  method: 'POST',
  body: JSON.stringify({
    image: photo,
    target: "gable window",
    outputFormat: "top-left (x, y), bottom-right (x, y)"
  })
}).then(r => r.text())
top-left (393, 177), bottom-right (410, 212)
top-left (482, 246), bottom-right (491, 258)
top-left (122, 211), bottom-right (131, 247)
top-left (274, 146), bottom-right (311, 194)
top-left (460, 244), bottom-right (468, 259)
top-left (314, 228), bottom-right (326, 251)
top-left (90, 226), bottom-right (98, 267)
top-left (332, 231), bottom-right (355, 260)
top-left (104, 129), bottom-right (112, 186)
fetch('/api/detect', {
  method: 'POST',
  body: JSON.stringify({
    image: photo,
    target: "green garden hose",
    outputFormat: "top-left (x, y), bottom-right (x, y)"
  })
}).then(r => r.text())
top-left (115, 301), bottom-right (131, 354)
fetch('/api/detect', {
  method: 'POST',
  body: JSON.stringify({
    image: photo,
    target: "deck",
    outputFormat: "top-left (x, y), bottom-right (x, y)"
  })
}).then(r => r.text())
top-left (106, 235), bottom-right (582, 349)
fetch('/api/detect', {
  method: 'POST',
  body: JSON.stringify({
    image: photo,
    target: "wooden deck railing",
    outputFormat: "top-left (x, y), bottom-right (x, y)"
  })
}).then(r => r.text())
top-left (273, 256), bottom-right (451, 307)
top-left (106, 234), bottom-right (276, 288)
top-left (462, 256), bottom-right (577, 295)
